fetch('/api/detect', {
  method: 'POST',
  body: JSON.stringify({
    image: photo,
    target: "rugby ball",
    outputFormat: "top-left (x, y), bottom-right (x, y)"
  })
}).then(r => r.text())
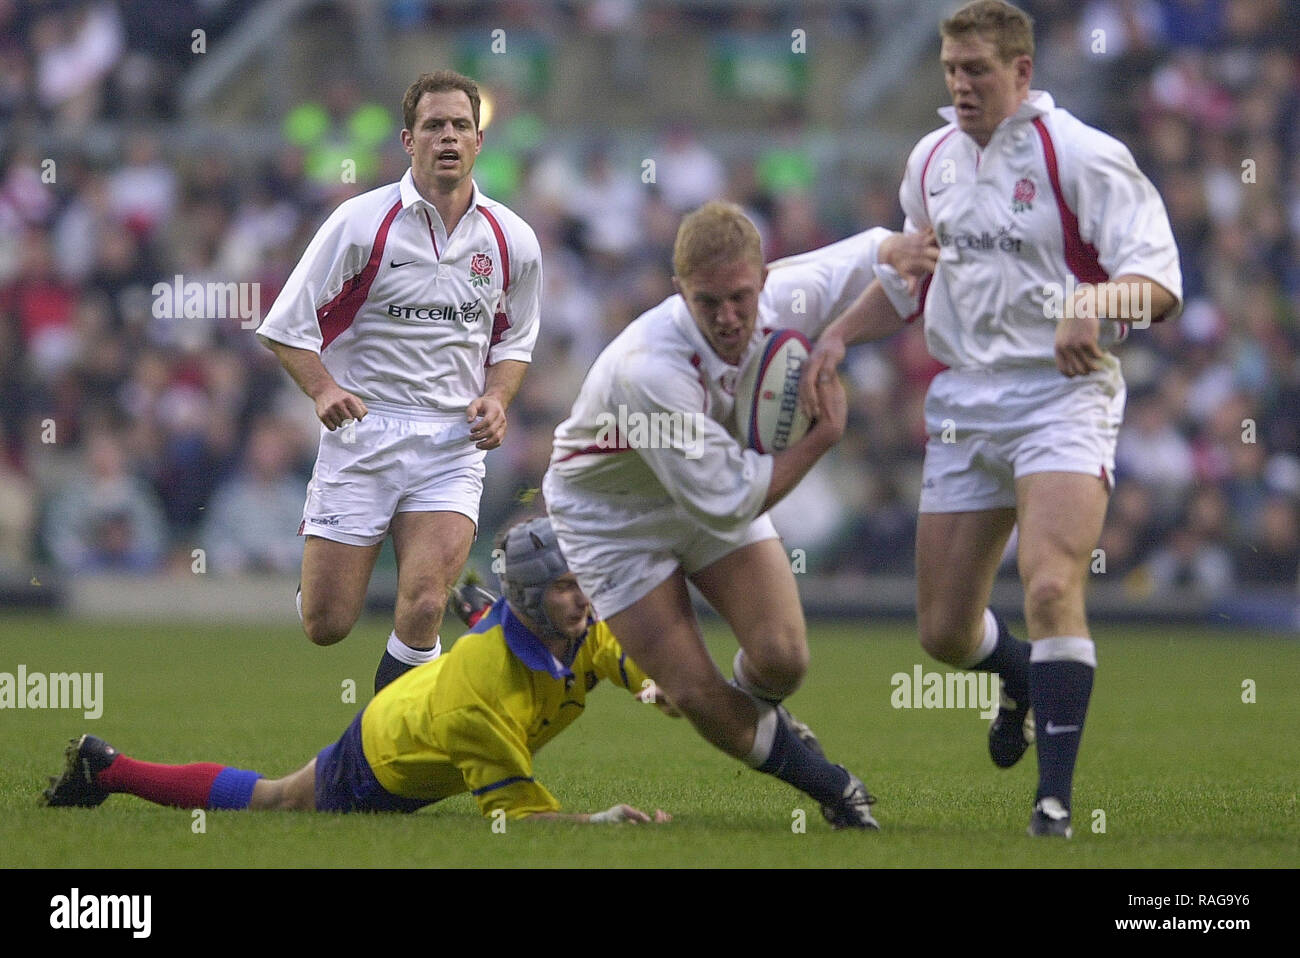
top-left (734, 329), bottom-right (812, 453)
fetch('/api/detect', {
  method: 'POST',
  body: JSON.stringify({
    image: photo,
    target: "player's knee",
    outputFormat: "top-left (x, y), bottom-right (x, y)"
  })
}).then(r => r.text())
top-left (398, 583), bottom-right (450, 631)
top-left (917, 611), bottom-right (973, 665)
top-left (740, 631), bottom-right (808, 698)
top-left (301, 608), bottom-right (354, 647)
top-left (1024, 572), bottom-right (1076, 624)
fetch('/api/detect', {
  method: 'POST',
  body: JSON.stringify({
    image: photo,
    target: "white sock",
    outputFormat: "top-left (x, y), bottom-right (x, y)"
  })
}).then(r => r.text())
top-left (744, 699), bottom-right (779, 768)
top-left (386, 630), bottom-right (441, 666)
top-left (1029, 635), bottom-right (1097, 667)
top-left (732, 649), bottom-right (794, 703)
top-left (295, 585), bottom-right (303, 624)
top-left (957, 608), bottom-right (999, 669)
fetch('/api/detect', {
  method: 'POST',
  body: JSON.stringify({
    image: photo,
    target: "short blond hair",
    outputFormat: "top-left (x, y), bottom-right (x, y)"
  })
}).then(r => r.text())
top-left (940, 0), bottom-right (1035, 63)
top-left (672, 201), bottom-right (764, 280)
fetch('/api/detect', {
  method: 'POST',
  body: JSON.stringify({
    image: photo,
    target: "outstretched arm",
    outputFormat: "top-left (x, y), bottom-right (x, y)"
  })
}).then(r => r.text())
top-left (529, 804), bottom-right (672, 824)
top-left (797, 227), bottom-right (938, 420)
top-left (798, 281), bottom-right (903, 421)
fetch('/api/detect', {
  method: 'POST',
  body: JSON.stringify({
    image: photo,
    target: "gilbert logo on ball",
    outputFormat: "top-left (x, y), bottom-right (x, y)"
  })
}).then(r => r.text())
top-left (734, 329), bottom-right (812, 453)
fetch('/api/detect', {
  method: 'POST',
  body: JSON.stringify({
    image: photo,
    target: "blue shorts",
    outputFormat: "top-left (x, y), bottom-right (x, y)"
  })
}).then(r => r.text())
top-left (314, 711), bottom-right (430, 814)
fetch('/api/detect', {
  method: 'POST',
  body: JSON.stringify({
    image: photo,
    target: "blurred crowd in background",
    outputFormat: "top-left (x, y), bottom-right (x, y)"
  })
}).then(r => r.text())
top-left (1, 0), bottom-right (1298, 601)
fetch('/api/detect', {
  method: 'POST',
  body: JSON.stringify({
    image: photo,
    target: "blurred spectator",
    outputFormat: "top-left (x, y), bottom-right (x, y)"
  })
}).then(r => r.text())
top-left (0, 25), bottom-right (32, 125)
top-left (0, 144), bottom-right (57, 240)
top-left (42, 428), bottom-right (166, 572)
top-left (565, 144), bottom-right (644, 262)
top-left (766, 191), bottom-right (833, 261)
top-left (108, 132), bottom-right (177, 239)
top-left (770, 459), bottom-right (851, 571)
top-left (199, 419), bottom-right (306, 574)
top-left (1, 229), bottom-right (80, 382)
top-left (1116, 390), bottom-right (1195, 519)
top-left (282, 80), bottom-right (394, 194)
top-left (653, 122), bottom-right (726, 213)
top-left (754, 112), bottom-right (816, 199)
top-left (1234, 494), bottom-right (1300, 587)
top-left (1139, 485), bottom-right (1235, 597)
top-left (1156, 0), bottom-right (1225, 50)
top-left (1098, 480), bottom-right (1159, 577)
top-left (31, 0), bottom-right (124, 127)
top-left (0, 450), bottom-right (36, 572)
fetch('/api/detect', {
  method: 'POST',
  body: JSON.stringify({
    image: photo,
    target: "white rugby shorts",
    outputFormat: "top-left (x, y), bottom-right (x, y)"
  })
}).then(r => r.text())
top-left (300, 401), bottom-right (485, 546)
top-left (542, 469), bottom-right (778, 619)
top-left (919, 362), bottom-right (1125, 513)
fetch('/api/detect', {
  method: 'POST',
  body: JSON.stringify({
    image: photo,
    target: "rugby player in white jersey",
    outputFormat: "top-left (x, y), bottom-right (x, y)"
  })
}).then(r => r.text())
top-left (803, 0), bottom-right (1182, 837)
top-left (256, 71), bottom-right (543, 692)
top-left (544, 201), bottom-right (937, 828)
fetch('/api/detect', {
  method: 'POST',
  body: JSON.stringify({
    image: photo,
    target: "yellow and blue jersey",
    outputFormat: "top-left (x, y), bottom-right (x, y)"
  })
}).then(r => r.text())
top-left (359, 598), bottom-right (651, 819)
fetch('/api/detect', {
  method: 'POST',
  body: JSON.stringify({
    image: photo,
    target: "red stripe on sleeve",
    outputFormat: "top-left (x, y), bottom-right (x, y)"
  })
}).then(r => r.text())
top-left (1032, 118), bottom-right (1109, 286)
top-left (478, 205), bottom-right (513, 351)
top-left (316, 199), bottom-right (403, 350)
top-left (477, 206), bottom-right (511, 292)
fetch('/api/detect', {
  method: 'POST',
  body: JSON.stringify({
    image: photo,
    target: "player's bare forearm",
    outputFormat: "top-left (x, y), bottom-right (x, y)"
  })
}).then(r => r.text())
top-left (1056, 275), bottom-right (1179, 377)
top-left (482, 359), bottom-right (529, 407)
top-left (801, 281), bottom-right (905, 419)
top-left (1090, 274), bottom-right (1178, 324)
top-left (467, 359), bottom-right (528, 449)
top-left (529, 804), bottom-right (672, 824)
top-left (824, 280), bottom-right (909, 351)
top-left (762, 370), bottom-right (847, 513)
top-left (263, 339), bottom-right (367, 429)
top-left (263, 339), bottom-right (333, 397)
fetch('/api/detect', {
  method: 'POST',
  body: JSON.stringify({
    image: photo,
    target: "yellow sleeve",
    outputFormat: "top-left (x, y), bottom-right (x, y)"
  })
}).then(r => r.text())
top-left (437, 704), bottom-right (561, 820)
top-left (587, 623), bottom-right (653, 698)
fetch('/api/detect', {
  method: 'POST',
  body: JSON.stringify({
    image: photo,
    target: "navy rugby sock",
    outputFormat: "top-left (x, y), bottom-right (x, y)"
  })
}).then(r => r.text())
top-left (752, 707), bottom-right (850, 806)
top-left (375, 632), bottom-right (441, 693)
top-left (1029, 637), bottom-right (1096, 809)
top-left (373, 652), bottom-right (412, 693)
top-left (970, 610), bottom-right (1030, 704)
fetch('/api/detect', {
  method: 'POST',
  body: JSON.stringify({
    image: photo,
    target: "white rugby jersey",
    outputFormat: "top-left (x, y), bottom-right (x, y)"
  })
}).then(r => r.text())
top-left (887, 91), bottom-right (1182, 372)
top-left (548, 228), bottom-right (907, 532)
top-left (256, 170), bottom-right (542, 413)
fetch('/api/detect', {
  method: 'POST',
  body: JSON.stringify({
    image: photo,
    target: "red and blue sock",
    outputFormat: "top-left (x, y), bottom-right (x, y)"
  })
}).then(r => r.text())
top-left (96, 755), bottom-right (262, 810)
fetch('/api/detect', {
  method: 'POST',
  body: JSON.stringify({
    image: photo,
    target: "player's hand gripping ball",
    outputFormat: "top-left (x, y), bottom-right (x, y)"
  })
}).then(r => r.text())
top-left (734, 329), bottom-right (813, 452)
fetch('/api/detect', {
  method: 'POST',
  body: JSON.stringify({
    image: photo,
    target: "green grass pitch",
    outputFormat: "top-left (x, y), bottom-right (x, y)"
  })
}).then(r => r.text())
top-left (1, 615), bottom-right (1296, 868)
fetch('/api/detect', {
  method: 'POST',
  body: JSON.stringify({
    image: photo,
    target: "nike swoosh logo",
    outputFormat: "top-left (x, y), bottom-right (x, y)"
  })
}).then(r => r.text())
top-left (1045, 722), bottom-right (1080, 735)
top-left (390, 260), bottom-right (416, 269)
top-left (928, 186), bottom-right (950, 197)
